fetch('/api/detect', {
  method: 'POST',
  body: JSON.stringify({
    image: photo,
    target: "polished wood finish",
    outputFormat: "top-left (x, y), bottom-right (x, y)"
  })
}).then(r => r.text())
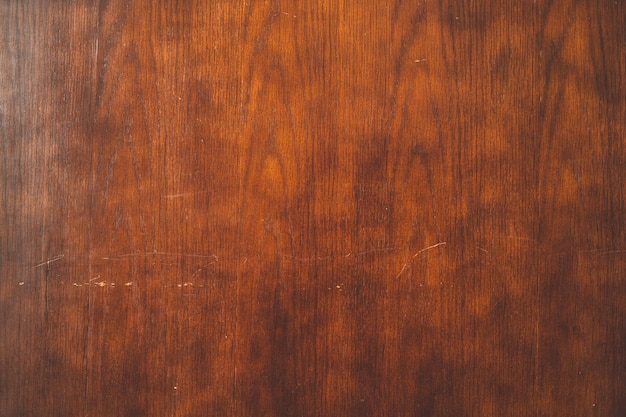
top-left (2, 1), bottom-right (625, 416)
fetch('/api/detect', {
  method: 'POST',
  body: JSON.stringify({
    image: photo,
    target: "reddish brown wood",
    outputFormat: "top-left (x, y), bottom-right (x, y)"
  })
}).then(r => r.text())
top-left (1, 1), bottom-right (625, 416)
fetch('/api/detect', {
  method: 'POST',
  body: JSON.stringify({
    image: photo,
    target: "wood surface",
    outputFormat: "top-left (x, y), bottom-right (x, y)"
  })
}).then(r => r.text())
top-left (1, 1), bottom-right (625, 416)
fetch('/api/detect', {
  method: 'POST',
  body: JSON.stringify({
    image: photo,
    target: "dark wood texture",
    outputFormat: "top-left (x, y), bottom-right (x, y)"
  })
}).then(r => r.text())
top-left (1, 1), bottom-right (625, 416)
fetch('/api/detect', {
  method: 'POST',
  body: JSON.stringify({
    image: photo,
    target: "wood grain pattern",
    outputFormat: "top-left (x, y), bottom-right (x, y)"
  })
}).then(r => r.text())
top-left (1, 1), bottom-right (625, 416)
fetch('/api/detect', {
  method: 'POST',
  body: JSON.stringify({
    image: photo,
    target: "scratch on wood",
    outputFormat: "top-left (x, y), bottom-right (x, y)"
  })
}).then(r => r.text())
top-left (72, 277), bottom-right (119, 288)
top-left (101, 252), bottom-right (218, 261)
top-left (163, 191), bottom-right (210, 199)
top-left (396, 242), bottom-right (447, 279)
top-left (577, 248), bottom-right (626, 255)
top-left (410, 242), bottom-right (447, 258)
top-left (31, 254), bottom-right (65, 269)
top-left (282, 247), bottom-right (396, 262)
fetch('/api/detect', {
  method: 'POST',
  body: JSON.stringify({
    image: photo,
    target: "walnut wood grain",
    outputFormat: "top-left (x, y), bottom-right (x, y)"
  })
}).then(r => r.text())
top-left (1, 1), bottom-right (625, 416)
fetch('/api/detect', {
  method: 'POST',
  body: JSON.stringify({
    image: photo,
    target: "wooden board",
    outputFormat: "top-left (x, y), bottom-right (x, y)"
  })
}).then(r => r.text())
top-left (1, 1), bottom-right (625, 416)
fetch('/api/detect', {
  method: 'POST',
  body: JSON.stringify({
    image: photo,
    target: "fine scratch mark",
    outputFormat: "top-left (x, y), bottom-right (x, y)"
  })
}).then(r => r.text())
top-left (163, 191), bottom-right (210, 199)
top-left (102, 252), bottom-right (218, 261)
top-left (94, 35), bottom-right (99, 65)
top-left (72, 278), bottom-right (118, 288)
top-left (396, 242), bottom-right (447, 279)
top-left (31, 254), bottom-right (65, 269)
top-left (409, 242), bottom-right (447, 259)
top-left (190, 268), bottom-right (204, 279)
top-left (282, 247), bottom-right (396, 262)
top-left (577, 248), bottom-right (626, 255)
